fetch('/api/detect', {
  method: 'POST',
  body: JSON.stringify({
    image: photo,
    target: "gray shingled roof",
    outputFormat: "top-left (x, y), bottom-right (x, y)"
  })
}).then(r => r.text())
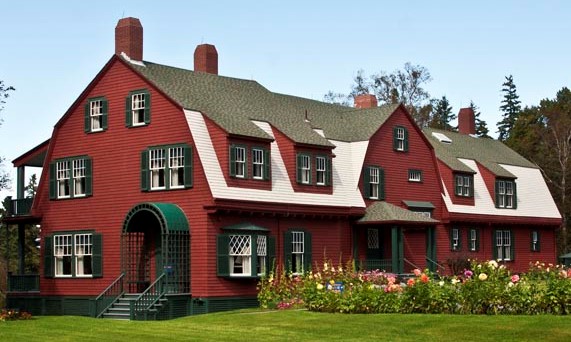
top-left (358, 202), bottom-right (439, 224)
top-left (128, 60), bottom-right (397, 145)
top-left (424, 128), bottom-right (537, 178)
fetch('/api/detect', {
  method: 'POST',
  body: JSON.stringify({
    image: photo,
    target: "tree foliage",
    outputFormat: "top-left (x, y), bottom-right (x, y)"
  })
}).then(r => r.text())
top-left (428, 96), bottom-right (456, 130)
top-left (470, 101), bottom-right (491, 138)
top-left (324, 63), bottom-right (433, 126)
top-left (497, 75), bottom-right (521, 141)
top-left (0, 80), bottom-right (15, 192)
top-left (507, 87), bottom-right (571, 254)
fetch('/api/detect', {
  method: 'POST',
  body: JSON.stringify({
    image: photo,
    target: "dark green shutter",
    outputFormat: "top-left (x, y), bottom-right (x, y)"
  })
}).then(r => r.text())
top-left (101, 98), bottom-right (108, 130)
top-left (49, 162), bottom-right (56, 199)
top-left (379, 168), bottom-right (385, 200)
top-left (85, 158), bottom-right (93, 196)
top-left (449, 228), bottom-right (454, 251)
top-left (393, 127), bottom-right (399, 150)
top-left (283, 231), bottom-right (293, 272)
top-left (469, 176), bottom-right (474, 197)
top-left (44, 236), bottom-right (54, 278)
top-left (143, 91), bottom-right (151, 124)
top-left (510, 230), bottom-right (515, 261)
top-left (141, 150), bottom-right (149, 191)
top-left (125, 95), bottom-right (132, 127)
top-left (250, 235), bottom-right (258, 277)
top-left (184, 145), bottom-right (193, 188)
top-left (84, 103), bottom-right (90, 132)
top-left (304, 231), bottom-right (312, 272)
top-left (229, 145), bottom-right (237, 177)
top-left (267, 236), bottom-right (276, 272)
top-left (403, 127), bottom-right (409, 151)
top-left (296, 154), bottom-right (303, 183)
top-left (217, 235), bottom-right (230, 276)
top-left (492, 230), bottom-right (498, 260)
top-left (475, 229), bottom-right (480, 251)
top-left (512, 181), bottom-right (518, 209)
top-left (494, 180), bottom-right (500, 208)
top-left (243, 147), bottom-right (248, 179)
top-left (325, 156), bottom-right (332, 186)
top-left (92, 233), bottom-right (103, 278)
top-left (263, 148), bottom-right (270, 180)
top-left (363, 167), bottom-right (371, 198)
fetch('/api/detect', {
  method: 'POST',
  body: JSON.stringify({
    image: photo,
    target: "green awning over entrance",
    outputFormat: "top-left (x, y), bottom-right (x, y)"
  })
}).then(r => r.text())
top-left (124, 202), bottom-right (189, 233)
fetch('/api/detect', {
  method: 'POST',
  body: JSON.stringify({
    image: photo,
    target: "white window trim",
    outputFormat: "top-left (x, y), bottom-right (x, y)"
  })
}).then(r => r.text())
top-left (316, 156), bottom-right (326, 185)
top-left (369, 167), bottom-right (380, 199)
top-left (234, 146), bottom-right (246, 179)
top-left (229, 235), bottom-right (252, 276)
top-left (408, 170), bottom-right (422, 182)
top-left (452, 228), bottom-right (459, 251)
top-left (301, 155), bottom-right (311, 184)
top-left (169, 146), bottom-right (185, 189)
top-left (469, 229), bottom-right (477, 251)
top-left (291, 231), bottom-right (305, 275)
top-left (90, 99), bottom-right (103, 132)
top-left (150, 148), bottom-right (166, 190)
top-left (252, 148), bottom-right (264, 180)
top-left (73, 159), bottom-right (86, 198)
top-left (131, 93), bottom-right (146, 126)
top-left (396, 127), bottom-right (405, 151)
top-left (56, 160), bottom-right (71, 199)
top-left (496, 230), bottom-right (512, 261)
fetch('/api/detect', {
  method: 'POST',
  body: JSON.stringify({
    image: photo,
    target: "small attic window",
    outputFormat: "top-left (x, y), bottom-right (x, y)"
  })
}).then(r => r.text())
top-left (432, 132), bottom-right (452, 144)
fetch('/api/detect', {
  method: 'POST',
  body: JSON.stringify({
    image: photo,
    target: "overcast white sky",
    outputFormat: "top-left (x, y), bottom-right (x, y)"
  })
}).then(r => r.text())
top-left (1, 0), bottom-right (571, 199)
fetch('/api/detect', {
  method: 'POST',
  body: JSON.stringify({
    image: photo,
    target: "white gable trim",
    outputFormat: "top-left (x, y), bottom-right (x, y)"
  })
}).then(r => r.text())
top-left (185, 110), bottom-right (366, 208)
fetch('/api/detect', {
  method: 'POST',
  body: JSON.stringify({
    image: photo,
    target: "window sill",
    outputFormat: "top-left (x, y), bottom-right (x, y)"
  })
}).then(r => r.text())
top-left (222, 275), bottom-right (261, 279)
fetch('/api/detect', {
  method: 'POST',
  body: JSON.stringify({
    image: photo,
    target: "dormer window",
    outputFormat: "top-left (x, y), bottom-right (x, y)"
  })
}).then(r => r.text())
top-left (126, 89), bottom-right (150, 127)
top-left (495, 179), bottom-right (517, 209)
top-left (455, 174), bottom-right (473, 197)
top-left (297, 154), bottom-right (311, 184)
top-left (230, 145), bottom-right (247, 178)
top-left (393, 126), bottom-right (408, 152)
top-left (85, 97), bottom-right (108, 133)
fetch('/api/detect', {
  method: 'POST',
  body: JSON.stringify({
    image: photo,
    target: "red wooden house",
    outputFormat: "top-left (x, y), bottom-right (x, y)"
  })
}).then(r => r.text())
top-left (2, 18), bottom-right (560, 319)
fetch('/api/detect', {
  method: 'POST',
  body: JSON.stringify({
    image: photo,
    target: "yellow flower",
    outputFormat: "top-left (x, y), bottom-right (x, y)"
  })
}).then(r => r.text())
top-left (323, 263), bottom-right (329, 271)
top-left (317, 283), bottom-right (324, 290)
top-left (329, 279), bottom-right (335, 285)
top-left (479, 273), bottom-right (488, 281)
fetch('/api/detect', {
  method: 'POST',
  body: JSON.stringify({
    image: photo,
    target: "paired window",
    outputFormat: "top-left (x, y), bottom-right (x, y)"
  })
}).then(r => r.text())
top-left (494, 230), bottom-right (513, 261)
top-left (450, 228), bottom-right (460, 251)
top-left (126, 89), bottom-right (151, 127)
top-left (469, 228), bottom-right (480, 252)
top-left (49, 156), bottom-right (92, 199)
top-left (141, 144), bottom-right (193, 191)
top-left (531, 230), bottom-right (540, 252)
top-left (44, 232), bottom-right (102, 278)
top-left (284, 230), bottom-right (312, 275)
top-left (455, 174), bottom-right (474, 197)
top-left (230, 145), bottom-right (270, 180)
top-left (408, 169), bottom-right (422, 182)
top-left (296, 153), bottom-right (331, 186)
top-left (217, 232), bottom-right (275, 278)
top-left (496, 179), bottom-right (517, 209)
top-left (393, 126), bottom-right (409, 152)
top-left (84, 97), bottom-right (108, 132)
top-left (363, 166), bottom-right (385, 200)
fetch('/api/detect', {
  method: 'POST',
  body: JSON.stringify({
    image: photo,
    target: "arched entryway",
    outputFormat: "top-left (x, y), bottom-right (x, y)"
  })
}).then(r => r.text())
top-left (122, 203), bottom-right (190, 294)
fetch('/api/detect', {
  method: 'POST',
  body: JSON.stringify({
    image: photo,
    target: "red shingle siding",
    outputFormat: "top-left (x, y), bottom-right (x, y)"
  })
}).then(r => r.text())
top-left (403, 228), bottom-right (427, 271)
top-left (37, 60), bottom-right (213, 295)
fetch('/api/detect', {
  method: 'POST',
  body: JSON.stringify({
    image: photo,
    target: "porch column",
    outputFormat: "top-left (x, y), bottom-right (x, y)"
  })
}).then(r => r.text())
top-left (391, 226), bottom-right (403, 273)
top-left (352, 227), bottom-right (358, 266)
top-left (17, 166), bottom-right (25, 200)
top-left (18, 223), bottom-right (25, 274)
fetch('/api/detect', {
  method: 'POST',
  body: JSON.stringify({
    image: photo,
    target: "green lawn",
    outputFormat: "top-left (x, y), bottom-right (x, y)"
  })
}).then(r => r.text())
top-left (1, 310), bottom-right (571, 341)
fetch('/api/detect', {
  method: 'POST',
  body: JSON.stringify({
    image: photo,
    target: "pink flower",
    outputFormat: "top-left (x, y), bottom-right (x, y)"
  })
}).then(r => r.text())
top-left (511, 274), bottom-right (520, 283)
top-left (420, 273), bottom-right (429, 283)
top-left (464, 270), bottom-right (473, 278)
top-left (407, 278), bottom-right (415, 286)
top-left (413, 269), bottom-right (422, 276)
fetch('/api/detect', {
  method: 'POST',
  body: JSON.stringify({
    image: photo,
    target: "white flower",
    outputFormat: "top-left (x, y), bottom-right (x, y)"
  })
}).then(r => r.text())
top-left (488, 260), bottom-right (498, 269)
top-left (451, 278), bottom-right (460, 285)
top-left (439, 281), bottom-right (445, 287)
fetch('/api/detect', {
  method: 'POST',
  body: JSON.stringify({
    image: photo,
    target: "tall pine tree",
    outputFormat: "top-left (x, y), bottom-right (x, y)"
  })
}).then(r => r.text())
top-left (469, 101), bottom-right (490, 138)
top-left (497, 75), bottom-right (521, 141)
top-left (429, 96), bottom-right (456, 130)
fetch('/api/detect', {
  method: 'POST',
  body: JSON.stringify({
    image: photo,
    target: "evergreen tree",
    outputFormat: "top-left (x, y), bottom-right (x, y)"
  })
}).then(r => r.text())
top-left (469, 101), bottom-right (490, 138)
top-left (497, 75), bottom-right (521, 141)
top-left (428, 96), bottom-right (456, 130)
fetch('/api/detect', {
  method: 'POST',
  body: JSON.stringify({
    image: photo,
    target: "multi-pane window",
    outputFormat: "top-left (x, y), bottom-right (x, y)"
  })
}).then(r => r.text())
top-left (393, 126), bottom-right (408, 152)
top-left (75, 234), bottom-right (93, 276)
top-left (495, 230), bottom-right (512, 261)
top-left (408, 169), bottom-right (422, 182)
top-left (367, 229), bottom-right (379, 249)
top-left (252, 149), bottom-right (264, 179)
top-left (316, 156), bottom-right (326, 185)
top-left (90, 100), bottom-right (103, 131)
top-left (291, 231), bottom-right (305, 274)
top-left (85, 97), bottom-right (108, 132)
top-left (51, 157), bottom-right (92, 199)
top-left (126, 90), bottom-right (150, 127)
top-left (54, 235), bottom-right (73, 277)
top-left (469, 229), bottom-right (479, 251)
top-left (364, 166), bottom-right (384, 200)
top-left (455, 174), bottom-right (473, 197)
top-left (496, 180), bottom-right (516, 209)
top-left (369, 167), bottom-right (380, 199)
top-left (300, 155), bottom-right (311, 184)
top-left (229, 235), bottom-right (252, 276)
top-left (257, 235), bottom-right (267, 275)
top-left (531, 231), bottom-right (540, 252)
top-left (142, 145), bottom-right (192, 191)
top-left (451, 228), bottom-right (460, 251)
top-left (45, 232), bottom-right (102, 278)
top-left (234, 147), bottom-right (246, 178)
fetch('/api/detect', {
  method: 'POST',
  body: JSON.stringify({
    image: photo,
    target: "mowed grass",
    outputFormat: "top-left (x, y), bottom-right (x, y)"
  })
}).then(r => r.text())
top-left (1, 310), bottom-right (571, 341)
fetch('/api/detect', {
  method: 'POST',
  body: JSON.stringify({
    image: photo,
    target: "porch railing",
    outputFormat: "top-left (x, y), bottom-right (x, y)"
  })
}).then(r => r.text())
top-left (358, 259), bottom-right (393, 272)
top-left (4, 197), bottom-right (34, 216)
top-left (130, 272), bottom-right (167, 320)
top-left (7, 274), bottom-right (39, 292)
top-left (426, 256), bottom-right (446, 272)
top-left (92, 273), bottom-right (125, 318)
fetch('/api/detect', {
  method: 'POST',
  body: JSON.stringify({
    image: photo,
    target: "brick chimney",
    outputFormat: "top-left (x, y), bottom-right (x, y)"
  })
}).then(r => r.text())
top-left (458, 107), bottom-right (476, 135)
top-left (115, 17), bottom-right (143, 61)
top-left (194, 44), bottom-right (218, 74)
top-left (354, 94), bottom-right (378, 109)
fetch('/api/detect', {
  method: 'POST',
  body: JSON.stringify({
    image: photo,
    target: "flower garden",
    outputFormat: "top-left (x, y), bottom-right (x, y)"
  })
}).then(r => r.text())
top-left (258, 260), bottom-right (571, 315)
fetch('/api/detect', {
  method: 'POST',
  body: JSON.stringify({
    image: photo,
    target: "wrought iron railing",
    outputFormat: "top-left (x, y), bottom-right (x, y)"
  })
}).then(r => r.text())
top-left (403, 258), bottom-right (421, 272)
top-left (358, 259), bottom-right (393, 272)
top-left (130, 273), bottom-right (167, 320)
top-left (426, 256), bottom-right (446, 272)
top-left (93, 273), bottom-right (125, 318)
top-left (4, 197), bottom-right (34, 216)
top-left (7, 274), bottom-right (39, 292)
